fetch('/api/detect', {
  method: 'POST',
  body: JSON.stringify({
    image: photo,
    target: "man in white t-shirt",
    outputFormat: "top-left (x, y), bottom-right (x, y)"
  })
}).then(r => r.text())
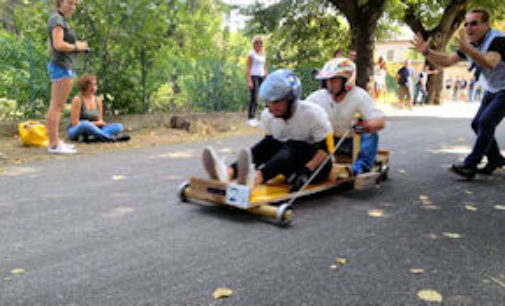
top-left (202, 69), bottom-right (333, 192)
top-left (306, 58), bottom-right (385, 175)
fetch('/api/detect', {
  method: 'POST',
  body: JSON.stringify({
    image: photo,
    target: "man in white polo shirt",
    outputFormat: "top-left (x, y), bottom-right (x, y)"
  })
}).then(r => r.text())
top-left (202, 69), bottom-right (333, 192)
top-left (306, 57), bottom-right (385, 175)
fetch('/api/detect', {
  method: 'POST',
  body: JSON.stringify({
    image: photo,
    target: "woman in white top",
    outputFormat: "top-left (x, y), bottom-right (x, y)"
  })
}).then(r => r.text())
top-left (246, 35), bottom-right (268, 126)
top-left (373, 57), bottom-right (387, 100)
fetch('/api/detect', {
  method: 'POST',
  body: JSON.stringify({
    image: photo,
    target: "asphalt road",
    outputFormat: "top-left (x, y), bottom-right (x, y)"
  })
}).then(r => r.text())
top-left (1, 105), bottom-right (505, 305)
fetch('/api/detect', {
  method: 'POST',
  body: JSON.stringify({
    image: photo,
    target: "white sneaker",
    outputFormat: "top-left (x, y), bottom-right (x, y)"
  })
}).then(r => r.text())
top-left (236, 148), bottom-right (254, 187)
top-left (48, 143), bottom-right (78, 154)
top-left (59, 140), bottom-right (75, 149)
top-left (202, 146), bottom-right (228, 182)
top-left (246, 119), bottom-right (260, 127)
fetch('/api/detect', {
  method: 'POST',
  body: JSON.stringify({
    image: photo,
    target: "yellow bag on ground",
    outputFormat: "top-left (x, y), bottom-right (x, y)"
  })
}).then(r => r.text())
top-left (18, 121), bottom-right (49, 147)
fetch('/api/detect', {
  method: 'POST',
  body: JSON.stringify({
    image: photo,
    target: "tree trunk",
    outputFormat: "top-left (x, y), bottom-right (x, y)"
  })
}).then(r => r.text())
top-left (426, 45), bottom-right (449, 105)
top-left (427, 66), bottom-right (444, 104)
top-left (402, 0), bottom-right (468, 104)
top-left (351, 18), bottom-right (378, 90)
top-left (328, 0), bottom-right (387, 90)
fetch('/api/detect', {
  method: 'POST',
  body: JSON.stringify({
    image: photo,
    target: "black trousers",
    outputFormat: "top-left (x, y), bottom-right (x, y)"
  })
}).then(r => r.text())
top-left (250, 136), bottom-right (332, 183)
top-left (248, 76), bottom-right (264, 119)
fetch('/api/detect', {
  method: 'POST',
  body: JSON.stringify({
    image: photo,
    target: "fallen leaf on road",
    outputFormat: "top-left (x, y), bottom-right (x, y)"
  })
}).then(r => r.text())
top-left (443, 232), bottom-right (464, 239)
top-left (10, 268), bottom-right (25, 275)
top-left (422, 205), bottom-right (440, 210)
top-left (368, 209), bottom-right (384, 218)
top-left (410, 268), bottom-right (425, 274)
top-left (417, 289), bottom-right (442, 303)
top-left (330, 264), bottom-right (338, 270)
top-left (494, 205), bottom-right (505, 211)
top-left (103, 206), bottom-right (134, 218)
top-left (463, 189), bottom-right (473, 195)
top-left (111, 175), bottom-right (125, 181)
top-left (486, 274), bottom-right (505, 289)
top-left (465, 205), bottom-right (478, 211)
top-left (398, 169), bottom-right (406, 174)
top-left (336, 257), bottom-right (347, 265)
top-left (457, 137), bottom-right (465, 142)
top-left (419, 195), bottom-right (433, 206)
top-left (428, 233), bottom-right (438, 240)
top-left (213, 288), bottom-right (233, 299)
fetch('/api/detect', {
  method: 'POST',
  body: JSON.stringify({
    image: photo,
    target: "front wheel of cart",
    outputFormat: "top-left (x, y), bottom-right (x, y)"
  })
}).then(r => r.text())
top-left (276, 203), bottom-right (293, 227)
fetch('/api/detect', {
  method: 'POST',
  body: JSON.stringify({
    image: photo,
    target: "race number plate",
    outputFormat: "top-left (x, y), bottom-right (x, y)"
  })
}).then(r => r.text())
top-left (225, 183), bottom-right (251, 209)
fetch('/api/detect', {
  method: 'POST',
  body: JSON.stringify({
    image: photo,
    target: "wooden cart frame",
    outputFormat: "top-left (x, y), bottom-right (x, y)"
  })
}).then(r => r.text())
top-left (178, 147), bottom-right (390, 226)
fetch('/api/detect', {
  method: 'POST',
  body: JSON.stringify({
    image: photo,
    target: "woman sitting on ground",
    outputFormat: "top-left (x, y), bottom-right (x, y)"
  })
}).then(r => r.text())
top-left (68, 74), bottom-right (130, 142)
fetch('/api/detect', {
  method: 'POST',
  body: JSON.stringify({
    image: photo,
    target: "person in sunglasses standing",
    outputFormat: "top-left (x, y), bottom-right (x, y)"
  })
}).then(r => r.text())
top-left (412, 8), bottom-right (505, 179)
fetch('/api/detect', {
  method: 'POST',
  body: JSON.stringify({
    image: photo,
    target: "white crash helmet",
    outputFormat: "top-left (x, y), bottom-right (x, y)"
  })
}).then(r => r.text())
top-left (316, 57), bottom-right (356, 91)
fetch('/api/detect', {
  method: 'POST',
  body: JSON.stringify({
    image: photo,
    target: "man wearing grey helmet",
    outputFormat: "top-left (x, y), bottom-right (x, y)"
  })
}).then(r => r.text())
top-left (201, 69), bottom-right (333, 192)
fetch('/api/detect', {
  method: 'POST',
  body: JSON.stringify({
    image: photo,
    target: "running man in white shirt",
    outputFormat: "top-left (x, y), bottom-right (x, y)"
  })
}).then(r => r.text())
top-left (202, 69), bottom-right (333, 192)
top-left (306, 58), bottom-right (385, 175)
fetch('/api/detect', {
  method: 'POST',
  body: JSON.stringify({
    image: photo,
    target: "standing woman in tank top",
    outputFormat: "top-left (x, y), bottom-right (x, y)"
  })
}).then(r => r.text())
top-left (46, 0), bottom-right (88, 154)
top-left (246, 35), bottom-right (268, 127)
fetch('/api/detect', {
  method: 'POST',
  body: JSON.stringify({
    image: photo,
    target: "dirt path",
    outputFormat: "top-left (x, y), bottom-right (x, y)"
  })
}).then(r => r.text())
top-left (0, 112), bottom-right (259, 167)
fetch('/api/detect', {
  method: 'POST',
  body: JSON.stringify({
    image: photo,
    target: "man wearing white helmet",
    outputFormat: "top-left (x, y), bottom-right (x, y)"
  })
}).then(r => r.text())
top-left (306, 57), bottom-right (385, 175)
top-left (201, 69), bottom-right (333, 192)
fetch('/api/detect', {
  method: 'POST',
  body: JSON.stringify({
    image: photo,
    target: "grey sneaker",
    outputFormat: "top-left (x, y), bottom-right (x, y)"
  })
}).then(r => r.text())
top-left (202, 147), bottom-right (228, 182)
top-left (236, 148), bottom-right (254, 186)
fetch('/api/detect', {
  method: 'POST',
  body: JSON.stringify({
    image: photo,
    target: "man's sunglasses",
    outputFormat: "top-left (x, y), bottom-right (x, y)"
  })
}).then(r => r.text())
top-left (464, 20), bottom-right (480, 27)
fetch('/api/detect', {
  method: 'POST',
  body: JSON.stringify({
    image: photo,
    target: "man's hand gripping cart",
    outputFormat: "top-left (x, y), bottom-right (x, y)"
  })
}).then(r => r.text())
top-left (177, 129), bottom-right (390, 226)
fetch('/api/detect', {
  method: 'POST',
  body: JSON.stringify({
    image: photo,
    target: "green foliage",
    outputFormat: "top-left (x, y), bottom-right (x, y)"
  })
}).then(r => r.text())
top-left (3, 0), bottom-right (502, 120)
top-left (152, 31), bottom-right (250, 113)
top-left (243, 0), bottom-right (350, 95)
top-left (0, 97), bottom-right (23, 120)
top-left (0, 0), bottom-right (254, 118)
top-left (0, 29), bottom-right (50, 119)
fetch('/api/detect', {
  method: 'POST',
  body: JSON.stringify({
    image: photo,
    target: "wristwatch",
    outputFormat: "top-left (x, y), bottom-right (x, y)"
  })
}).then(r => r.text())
top-left (74, 44), bottom-right (79, 52)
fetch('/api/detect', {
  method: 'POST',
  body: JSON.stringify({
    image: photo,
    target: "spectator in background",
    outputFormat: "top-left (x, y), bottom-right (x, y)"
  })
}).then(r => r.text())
top-left (68, 74), bottom-right (130, 143)
top-left (468, 78), bottom-right (476, 102)
top-left (246, 35), bottom-right (268, 127)
top-left (349, 49), bottom-right (357, 62)
top-left (459, 77), bottom-right (468, 100)
top-left (373, 57), bottom-right (387, 101)
top-left (413, 64), bottom-right (438, 106)
top-left (396, 60), bottom-right (412, 109)
top-left (453, 76), bottom-right (460, 100)
top-left (46, 0), bottom-right (88, 154)
top-left (333, 49), bottom-right (343, 58)
top-left (474, 82), bottom-right (482, 101)
top-left (445, 77), bottom-right (453, 100)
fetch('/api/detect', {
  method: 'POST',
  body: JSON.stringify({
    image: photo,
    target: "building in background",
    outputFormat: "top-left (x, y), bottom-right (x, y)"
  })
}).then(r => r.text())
top-left (374, 38), bottom-right (474, 101)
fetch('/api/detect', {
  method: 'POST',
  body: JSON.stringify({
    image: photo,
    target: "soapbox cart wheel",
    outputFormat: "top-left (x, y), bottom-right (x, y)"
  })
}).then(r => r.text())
top-left (177, 180), bottom-right (191, 202)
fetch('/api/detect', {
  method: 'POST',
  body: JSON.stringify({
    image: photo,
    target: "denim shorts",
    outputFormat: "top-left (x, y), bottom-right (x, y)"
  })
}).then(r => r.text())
top-left (47, 62), bottom-right (76, 82)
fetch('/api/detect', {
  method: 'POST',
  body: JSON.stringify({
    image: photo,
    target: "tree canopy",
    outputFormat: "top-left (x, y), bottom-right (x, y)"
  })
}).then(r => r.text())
top-left (2, 0), bottom-right (505, 119)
